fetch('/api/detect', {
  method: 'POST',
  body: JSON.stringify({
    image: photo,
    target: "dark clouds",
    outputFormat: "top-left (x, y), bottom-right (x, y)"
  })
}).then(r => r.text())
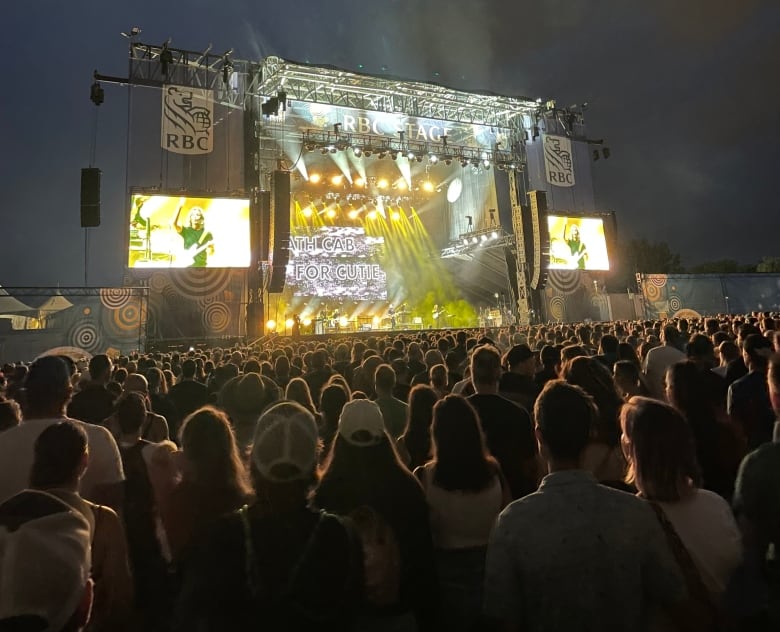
top-left (1, 0), bottom-right (778, 286)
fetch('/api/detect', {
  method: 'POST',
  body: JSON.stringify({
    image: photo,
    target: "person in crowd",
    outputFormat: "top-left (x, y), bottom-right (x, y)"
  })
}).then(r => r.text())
top-left (30, 421), bottom-right (134, 631)
top-left (273, 353), bottom-right (292, 390)
top-left (411, 349), bottom-right (445, 387)
top-left (732, 352), bottom-right (780, 627)
top-left (617, 341), bottom-right (642, 369)
top-left (303, 349), bottom-right (334, 408)
top-left (499, 344), bottom-right (539, 411)
top-left (0, 489), bottom-right (94, 632)
top-left (352, 354), bottom-right (384, 399)
top-left (285, 377), bottom-right (318, 416)
top-left (562, 356), bottom-right (626, 485)
top-left (535, 344), bottom-right (561, 389)
top-left (415, 395), bottom-right (509, 631)
top-left (614, 360), bottom-right (650, 400)
top-left (467, 344), bottom-right (538, 499)
top-left (429, 363), bottom-right (449, 399)
top-left (484, 381), bottom-right (689, 631)
top-left (0, 397), bottom-right (21, 432)
top-left (595, 334), bottom-right (619, 370)
top-left (729, 333), bottom-right (775, 449)
top-left (332, 342), bottom-right (354, 386)
top-left (220, 371), bottom-right (281, 455)
top-left (374, 363), bottom-right (408, 440)
top-left (319, 382), bottom-right (349, 458)
top-left (174, 401), bottom-right (362, 631)
top-left (168, 359), bottom-right (208, 424)
top-left (314, 399), bottom-right (438, 631)
top-left (643, 324), bottom-right (687, 399)
top-left (160, 407), bottom-right (252, 563)
top-left (68, 354), bottom-right (117, 425)
top-left (146, 367), bottom-right (179, 438)
top-left (114, 392), bottom-right (175, 628)
top-left (714, 341), bottom-right (740, 379)
top-left (0, 356), bottom-right (125, 510)
top-left (685, 333), bottom-right (729, 413)
top-left (106, 373), bottom-right (170, 443)
top-left (397, 384), bottom-right (439, 470)
top-left (621, 397), bottom-right (742, 605)
top-left (666, 361), bottom-right (742, 499)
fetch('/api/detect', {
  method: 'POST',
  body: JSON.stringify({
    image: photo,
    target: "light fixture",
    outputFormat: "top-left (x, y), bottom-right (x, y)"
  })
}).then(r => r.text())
top-left (460, 158), bottom-right (469, 168)
top-left (491, 231), bottom-right (499, 239)
top-left (444, 158), bottom-right (452, 166)
top-left (329, 146), bottom-right (337, 154)
top-left (480, 234), bottom-right (488, 242)
top-left (396, 180), bottom-right (408, 191)
top-left (391, 210), bottom-right (401, 220)
top-left (483, 160), bottom-right (491, 169)
top-left (429, 154), bottom-right (438, 164)
top-left (309, 173), bottom-right (321, 184)
top-left (354, 177), bottom-right (365, 187)
top-left (353, 146), bottom-right (362, 157)
top-left (603, 147), bottom-right (611, 159)
top-left (285, 318), bottom-right (294, 329)
top-left (422, 181), bottom-right (434, 192)
top-left (367, 210), bottom-right (378, 220)
top-left (364, 149), bottom-right (373, 157)
top-left (593, 150), bottom-right (600, 161)
top-left (266, 319), bottom-right (277, 330)
top-left (377, 178), bottom-right (389, 189)
top-left (326, 208), bottom-right (337, 219)
top-left (462, 238), bottom-right (469, 245)
top-left (302, 206), bottom-right (313, 218)
top-left (471, 236), bottom-right (478, 244)
top-left (320, 147), bottom-right (329, 155)
top-left (407, 151), bottom-right (415, 161)
top-left (378, 150), bottom-right (387, 159)
top-left (348, 209), bottom-right (360, 220)
top-left (331, 175), bottom-right (343, 186)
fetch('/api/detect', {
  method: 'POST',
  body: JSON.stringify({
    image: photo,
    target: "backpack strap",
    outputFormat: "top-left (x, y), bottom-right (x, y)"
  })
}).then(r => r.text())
top-left (239, 505), bottom-right (261, 600)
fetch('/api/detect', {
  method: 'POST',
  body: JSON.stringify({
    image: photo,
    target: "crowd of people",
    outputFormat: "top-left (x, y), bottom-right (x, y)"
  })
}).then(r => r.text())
top-left (0, 314), bottom-right (779, 631)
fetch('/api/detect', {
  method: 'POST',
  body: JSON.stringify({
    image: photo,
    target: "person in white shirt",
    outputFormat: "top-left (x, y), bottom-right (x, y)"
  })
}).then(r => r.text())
top-left (0, 356), bottom-right (124, 509)
top-left (643, 325), bottom-right (686, 399)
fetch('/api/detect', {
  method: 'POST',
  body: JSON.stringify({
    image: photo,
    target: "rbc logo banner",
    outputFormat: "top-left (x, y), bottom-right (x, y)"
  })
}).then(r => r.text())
top-left (543, 134), bottom-right (575, 188)
top-left (161, 86), bottom-right (213, 155)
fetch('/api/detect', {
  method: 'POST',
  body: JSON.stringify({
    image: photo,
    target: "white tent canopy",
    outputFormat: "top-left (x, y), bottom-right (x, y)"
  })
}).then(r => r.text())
top-left (0, 287), bottom-right (34, 316)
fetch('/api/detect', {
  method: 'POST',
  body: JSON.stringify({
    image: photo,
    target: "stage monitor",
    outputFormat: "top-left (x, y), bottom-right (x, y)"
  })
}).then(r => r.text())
top-left (547, 215), bottom-right (610, 271)
top-left (127, 194), bottom-right (251, 269)
top-left (285, 225), bottom-right (387, 300)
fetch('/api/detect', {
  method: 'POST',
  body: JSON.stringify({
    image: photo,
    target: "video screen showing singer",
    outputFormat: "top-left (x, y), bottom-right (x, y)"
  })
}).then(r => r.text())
top-left (172, 206), bottom-right (215, 268)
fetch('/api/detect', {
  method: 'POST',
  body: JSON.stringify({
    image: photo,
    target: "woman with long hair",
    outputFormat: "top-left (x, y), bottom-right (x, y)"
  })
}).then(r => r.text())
top-left (562, 356), bottom-right (626, 485)
top-left (396, 384), bottom-right (438, 470)
top-left (314, 399), bottom-right (437, 631)
top-left (621, 397), bottom-right (741, 601)
top-left (175, 402), bottom-right (362, 630)
top-left (415, 395), bottom-right (509, 631)
top-left (160, 406), bottom-right (252, 561)
top-left (318, 382), bottom-right (349, 461)
top-left (665, 361), bottom-right (742, 499)
top-left (285, 377), bottom-right (317, 416)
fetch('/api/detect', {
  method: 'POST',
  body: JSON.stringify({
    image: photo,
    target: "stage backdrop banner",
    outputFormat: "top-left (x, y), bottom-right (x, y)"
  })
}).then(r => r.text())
top-left (543, 134), bottom-right (575, 188)
top-left (161, 86), bottom-right (214, 155)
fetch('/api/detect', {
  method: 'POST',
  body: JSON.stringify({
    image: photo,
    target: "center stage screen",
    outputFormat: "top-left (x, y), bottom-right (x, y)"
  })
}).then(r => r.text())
top-left (127, 194), bottom-right (250, 269)
top-left (286, 226), bottom-right (387, 300)
top-left (547, 215), bottom-right (610, 271)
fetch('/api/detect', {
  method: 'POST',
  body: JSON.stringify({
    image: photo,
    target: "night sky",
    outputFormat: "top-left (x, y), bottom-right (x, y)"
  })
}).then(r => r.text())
top-left (2, 0), bottom-right (778, 288)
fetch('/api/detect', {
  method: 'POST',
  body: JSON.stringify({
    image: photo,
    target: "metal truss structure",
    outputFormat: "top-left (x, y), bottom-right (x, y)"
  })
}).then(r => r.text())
top-left (256, 56), bottom-right (539, 129)
top-left (440, 227), bottom-right (515, 259)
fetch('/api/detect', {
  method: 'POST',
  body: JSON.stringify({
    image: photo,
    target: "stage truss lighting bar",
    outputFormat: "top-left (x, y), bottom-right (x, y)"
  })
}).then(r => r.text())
top-left (441, 227), bottom-right (514, 259)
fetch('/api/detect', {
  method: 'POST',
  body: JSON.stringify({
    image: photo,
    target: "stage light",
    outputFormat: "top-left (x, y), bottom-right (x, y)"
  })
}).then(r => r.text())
top-left (378, 151), bottom-right (387, 159)
top-left (396, 180), bottom-right (408, 191)
top-left (303, 318), bottom-right (312, 327)
top-left (391, 210), bottom-right (401, 220)
top-left (461, 158), bottom-right (469, 168)
top-left (471, 236), bottom-right (478, 244)
top-left (266, 319), bottom-right (277, 330)
top-left (326, 208), bottom-right (337, 219)
top-left (364, 149), bottom-right (373, 157)
top-left (331, 175), bottom-right (343, 186)
top-left (309, 173), bottom-right (321, 184)
top-left (491, 231), bottom-right (498, 239)
top-left (480, 234), bottom-right (488, 242)
top-left (444, 158), bottom-right (453, 166)
top-left (348, 209), bottom-right (360, 220)
top-left (372, 315), bottom-right (380, 326)
top-left (422, 181), bottom-right (434, 192)
top-left (462, 238), bottom-right (469, 245)
top-left (353, 146), bottom-right (362, 157)
top-left (593, 150), bottom-right (600, 161)
top-left (377, 178), bottom-right (389, 189)
top-left (285, 318), bottom-right (294, 329)
top-left (90, 82), bottom-right (105, 106)
top-left (354, 177), bottom-right (365, 187)
top-left (339, 316), bottom-right (348, 327)
top-left (302, 205), bottom-right (313, 218)
top-left (429, 154), bottom-right (438, 164)
top-left (483, 160), bottom-right (491, 169)
top-left (407, 151), bottom-right (415, 161)
top-left (367, 210), bottom-right (378, 220)
top-left (320, 147), bottom-right (329, 155)
top-left (329, 146), bottom-right (338, 154)
top-left (305, 142), bottom-right (317, 152)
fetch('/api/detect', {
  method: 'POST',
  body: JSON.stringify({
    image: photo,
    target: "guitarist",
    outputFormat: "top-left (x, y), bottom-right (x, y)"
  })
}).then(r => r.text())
top-left (172, 205), bottom-right (214, 267)
top-left (565, 224), bottom-right (588, 270)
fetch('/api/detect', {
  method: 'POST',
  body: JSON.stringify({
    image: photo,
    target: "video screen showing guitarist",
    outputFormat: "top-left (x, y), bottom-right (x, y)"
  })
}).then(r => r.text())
top-left (172, 206), bottom-right (214, 267)
top-left (565, 224), bottom-right (588, 270)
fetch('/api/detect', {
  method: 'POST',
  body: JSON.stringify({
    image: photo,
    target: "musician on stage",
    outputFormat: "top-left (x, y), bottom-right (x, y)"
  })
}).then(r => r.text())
top-left (565, 224), bottom-right (587, 270)
top-left (388, 305), bottom-right (396, 330)
top-left (172, 206), bottom-right (214, 267)
top-left (433, 304), bottom-right (441, 328)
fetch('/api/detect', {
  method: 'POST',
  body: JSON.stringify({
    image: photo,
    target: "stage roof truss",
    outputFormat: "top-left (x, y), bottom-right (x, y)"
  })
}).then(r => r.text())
top-left (256, 57), bottom-right (539, 131)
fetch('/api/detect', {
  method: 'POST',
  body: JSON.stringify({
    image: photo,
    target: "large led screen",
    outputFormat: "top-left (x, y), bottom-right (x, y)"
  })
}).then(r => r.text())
top-left (286, 226), bottom-right (387, 300)
top-left (128, 194), bottom-right (250, 268)
top-left (547, 215), bottom-right (610, 270)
